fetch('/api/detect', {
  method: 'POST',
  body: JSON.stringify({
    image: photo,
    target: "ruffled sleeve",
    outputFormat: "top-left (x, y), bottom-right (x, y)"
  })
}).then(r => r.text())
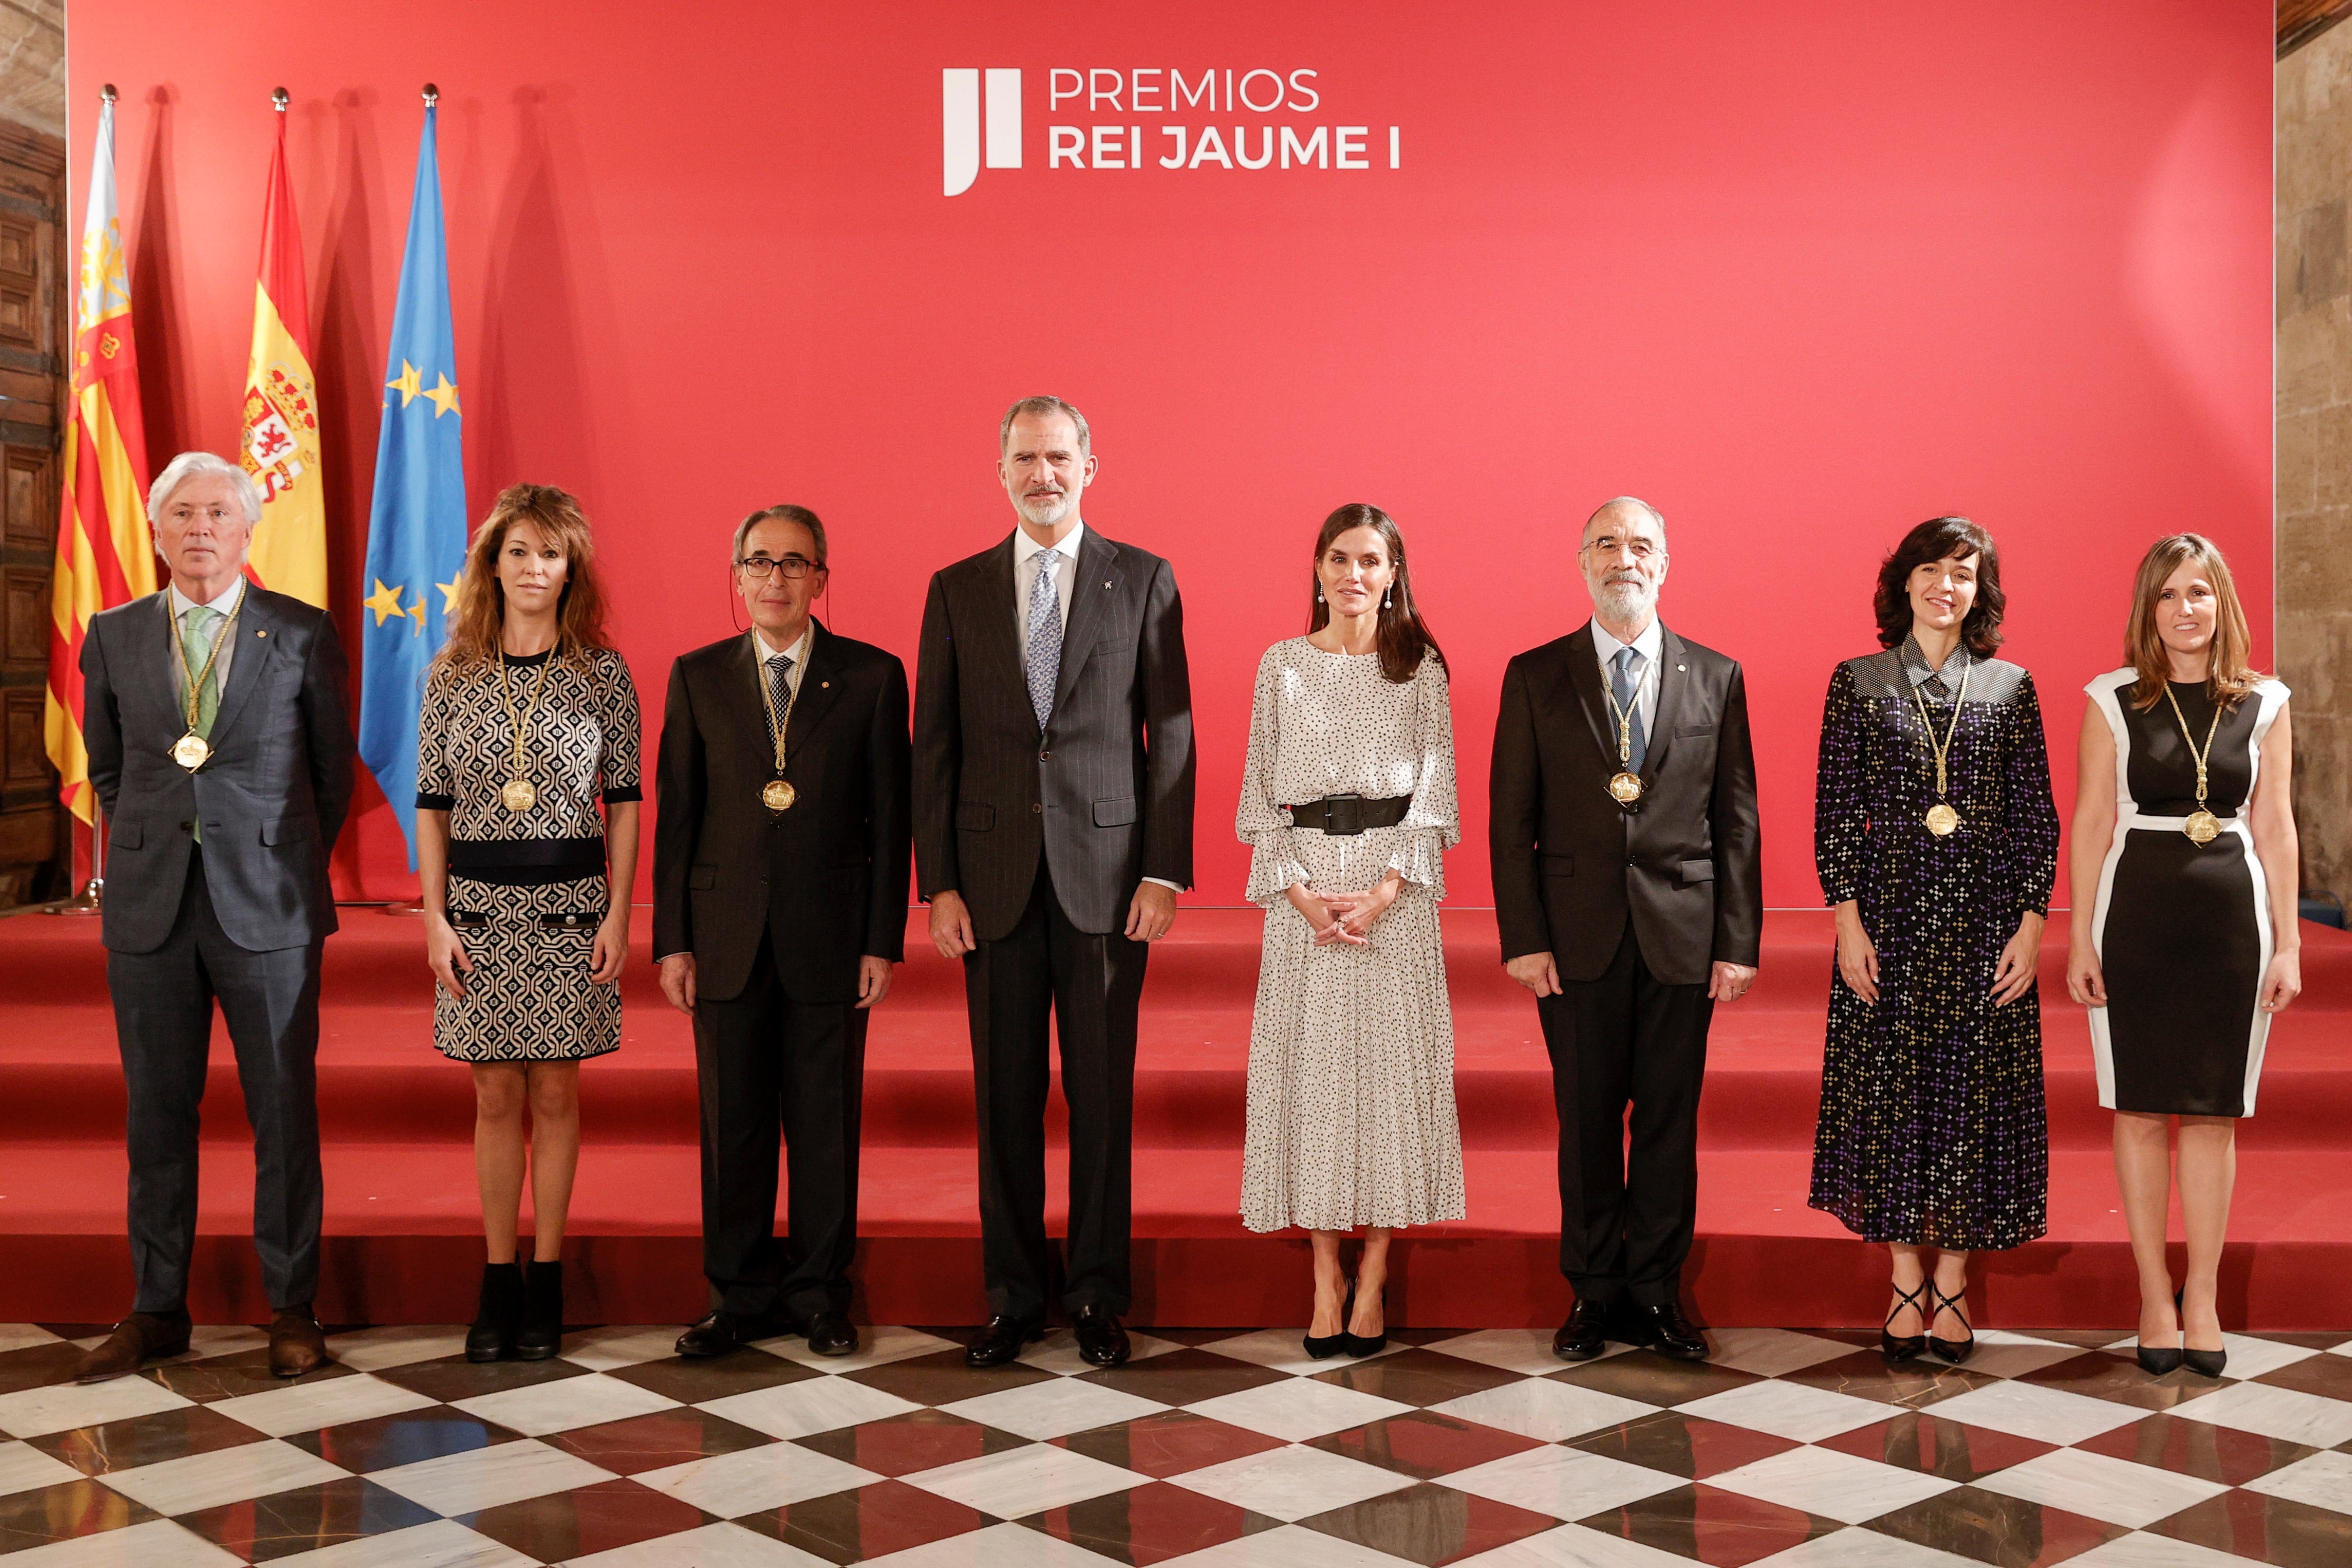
top-left (1235, 645), bottom-right (1309, 908)
top-left (1386, 655), bottom-right (1460, 897)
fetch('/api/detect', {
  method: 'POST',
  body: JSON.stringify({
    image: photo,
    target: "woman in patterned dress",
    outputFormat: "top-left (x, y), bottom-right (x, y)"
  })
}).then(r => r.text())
top-left (417, 484), bottom-right (642, 1361)
top-left (1809, 516), bottom-right (2058, 1364)
top-left (2066, 536), bottom-right (2300, 1377)
top-left (1237, 503), bottom-right (1465, 1359)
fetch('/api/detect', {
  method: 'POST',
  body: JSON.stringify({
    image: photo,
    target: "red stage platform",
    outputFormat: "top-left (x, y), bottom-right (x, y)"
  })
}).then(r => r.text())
top-left (1, 906), bottom-right (2345, 1329)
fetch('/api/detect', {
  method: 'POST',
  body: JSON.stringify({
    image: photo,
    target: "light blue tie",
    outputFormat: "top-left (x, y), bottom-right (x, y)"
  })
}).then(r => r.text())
top-left (1025, 547), bottom-right (1062, 728)
top-left (1612, 646), bottom-right (1648, 775)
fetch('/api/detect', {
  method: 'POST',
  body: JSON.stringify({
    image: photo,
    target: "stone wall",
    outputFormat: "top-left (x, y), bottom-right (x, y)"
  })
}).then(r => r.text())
top-left (2279, 25), bottom-right (2352, 904)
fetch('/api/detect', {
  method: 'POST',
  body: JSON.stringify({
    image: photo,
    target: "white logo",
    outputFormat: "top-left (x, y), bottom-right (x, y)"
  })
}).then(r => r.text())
top-left (944, 69), bottom-right (1023, 197)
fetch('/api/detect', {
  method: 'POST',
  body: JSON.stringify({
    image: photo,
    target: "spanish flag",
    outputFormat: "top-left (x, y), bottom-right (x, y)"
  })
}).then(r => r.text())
top-left (238, 97), bottom-right (326, 607)
top-left (44, 91), bottom-right (155, 827)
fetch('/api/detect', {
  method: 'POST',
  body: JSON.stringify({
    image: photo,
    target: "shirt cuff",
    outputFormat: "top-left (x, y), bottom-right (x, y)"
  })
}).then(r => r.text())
top-left (1141, 876), bottom-right (1184, 892)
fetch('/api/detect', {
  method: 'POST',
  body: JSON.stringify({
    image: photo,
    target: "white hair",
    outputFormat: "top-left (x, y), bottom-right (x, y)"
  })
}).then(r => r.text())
top-left (1585, 495), bottom-right (1667, 549)
top-left (148, 451), bottom-right (263, 526)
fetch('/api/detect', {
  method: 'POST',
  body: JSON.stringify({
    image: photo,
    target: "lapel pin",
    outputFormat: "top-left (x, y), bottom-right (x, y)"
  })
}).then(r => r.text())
top-left (1676, 664), bottom-right (1684, 671)
top-left (821, 681), bottom-right (829, 688)
top-left (257, 630), bottom-right (268, 638)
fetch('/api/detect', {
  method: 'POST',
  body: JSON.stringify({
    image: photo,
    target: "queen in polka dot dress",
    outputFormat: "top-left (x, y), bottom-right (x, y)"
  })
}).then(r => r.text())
top-left (1237, 505), bottom-right (1466, 1359)
top-left (1808, 517), bottom-right (2058, 1366)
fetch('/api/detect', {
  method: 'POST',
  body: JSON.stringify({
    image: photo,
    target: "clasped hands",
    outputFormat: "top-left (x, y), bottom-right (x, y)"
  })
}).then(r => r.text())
top-left (926, 881), bottom-right (1177, 962)
top-left (1287, 872), bottom-right (1403, 946)
top-left (1838, 900), bottom-right (2040, 1007)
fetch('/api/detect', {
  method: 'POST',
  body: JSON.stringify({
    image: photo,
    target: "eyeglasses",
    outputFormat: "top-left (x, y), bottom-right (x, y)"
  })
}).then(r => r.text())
top-left (1580, 537), bottom-right (1661, 562)
top-left (735, 555), bottom-right (819, 580)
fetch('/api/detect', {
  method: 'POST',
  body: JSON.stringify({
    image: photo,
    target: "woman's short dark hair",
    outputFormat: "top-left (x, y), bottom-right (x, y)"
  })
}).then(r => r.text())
top-left (1305, 503), bottom-right (1444, 684)
top-left (1873, 516), bottom-right (2004, 658)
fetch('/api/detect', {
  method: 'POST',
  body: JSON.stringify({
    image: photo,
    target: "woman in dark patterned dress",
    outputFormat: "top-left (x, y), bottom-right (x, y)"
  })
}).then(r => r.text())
top-left (417, 484), bottom-right (642, 1362)
top-left (2066, 536), bottom-right (2299, 1377)
top-left (1810, 517), bottom-right (2058, 1364)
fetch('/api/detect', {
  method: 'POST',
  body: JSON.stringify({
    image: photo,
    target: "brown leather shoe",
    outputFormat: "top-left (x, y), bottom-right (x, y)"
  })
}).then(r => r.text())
top-left (268, 1304), bottom-right (329, 1378)
top-left (73, 1311), bottom-right (192, 1384)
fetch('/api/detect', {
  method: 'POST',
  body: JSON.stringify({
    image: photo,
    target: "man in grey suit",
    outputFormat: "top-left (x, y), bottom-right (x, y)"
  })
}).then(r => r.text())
top-left (70, 452), bottom-right (354, 1382)
top-left (915, 396), bottom-right (1194, 1369)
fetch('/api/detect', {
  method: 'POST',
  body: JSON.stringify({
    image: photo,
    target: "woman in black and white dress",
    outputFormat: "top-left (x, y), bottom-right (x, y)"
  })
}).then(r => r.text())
top-left (2066, 534), bottom-right (2299, 1378)
top-left (418, 483), bottom-right (641, 1362)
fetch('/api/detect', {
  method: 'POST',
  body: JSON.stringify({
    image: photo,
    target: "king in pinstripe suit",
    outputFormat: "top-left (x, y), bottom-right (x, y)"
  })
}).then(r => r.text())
top-left (914, 397), bottom-right (1196, 1369)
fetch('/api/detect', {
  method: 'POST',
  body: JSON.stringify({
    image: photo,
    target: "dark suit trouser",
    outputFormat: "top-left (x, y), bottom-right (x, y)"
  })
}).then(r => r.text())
top-left (104, 852), bottom-right (324, 1314)
top-left (1539, 923), bottom-right (1714, 1309)
top-left (966, 861), bottom-right (1147, 1321)
top-left (694, 922), bottom-right (869, 1321)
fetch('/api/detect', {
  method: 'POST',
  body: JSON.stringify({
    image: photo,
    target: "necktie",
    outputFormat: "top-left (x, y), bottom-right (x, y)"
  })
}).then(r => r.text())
top-left (1613, 645), bottom-right (1648, 776)
top-left (1025, 547), bottom-right (1062, 727)
top-left (766, 651), bottom-right (795, 734)
top-left (181, 605), bottom-right (223, 737)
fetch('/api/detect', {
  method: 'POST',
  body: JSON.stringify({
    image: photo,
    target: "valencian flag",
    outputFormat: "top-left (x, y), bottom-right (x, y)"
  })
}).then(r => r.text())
top-left (238, 95), bottom-right (326, 606)
top-left (357, 93), bottom-right (465, 869)
top-left (45, 90), bottom-right (156, 828)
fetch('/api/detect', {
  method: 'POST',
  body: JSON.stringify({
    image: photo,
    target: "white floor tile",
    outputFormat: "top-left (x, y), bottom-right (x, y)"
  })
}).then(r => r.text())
top-left (269, 1517), bottom-right (538, 1567)
top-left (1167, 1442), bottom-right (1416, 1522)
top-left (2058, 1534), bottom-right (2263, 1568)
top-left (369, 1437), bottom-right (618, 1515)
top-left (902, 1442), bottom-right (1144, 1516)
top-left (96, 1436), bottom-right (346, 1514)
top-left (697, 1374), bottom-right (920, 1440)
top-left (2164, 1379), bottom-right (2352, 1448)
top-left (320, 1326), bottom-right (472, 1372)
top-left (560, 1325), bottom-right (692, 1372)
top-left (1017, 1328), bottom-right (1183, 1376)
top-left (1421, 1330), bottom-right (1634, 1377)
top-left (1428, 1379), bottom-right (1658, 1444)
top-left (1973, 1444), bottom-right (2228, 1528)
top-left (1438, 1443), bottom-right (1686, 1520)
top-left (211, 1370), bottom-right (439, 1436)
top-left (1710, 1445), bottom-right (1959, 1524)
top-left (759, 1326), bottom-right (957, 1374)
top-left (0, 1326), bottom-right (65, 1356)
top-left (1, 1518), bottom-right (245, 1567)
top-left (1747, 1528), bottom-right (1984, 1567)
top-left (1192, 1329), bottom-right (1408, 1376)
top-left (0, 1438), bottom-right (85, 1497)
top-left (2204, 1335), bottom-right (2322, 1382)
top-left (1912, 1382), bottom-right (2144, 1447)
top-left (1160, 1521), bottom-right (1411, 1565)
top-left (636, 1441), bottom-right (881, 1514)
top-left (169, 1327), bottom-right (273, 1362)
top-left (939, 1374), bottom-right (1169, 1439)
top-left (1674, 1381), bottom-right (1894, 1443)
top-left (1184, 1377), bottom-right (1414, 1442)
top-left (1704, 1330), bottom-right (1859, 1379)
top-left (862, 1519), bottom-right (1116, 1566)
top-left (2241, 1446), bottom-right (2352, 1516)
top-left (1452, 1523), bottom-right (1706, 1567)
top-left (451, 1371), bottom-right (680, 1436)
top-left (565, 1520), bottom-right (836, 1567)
top-left (0, 1374), bottom-right (194, 1439)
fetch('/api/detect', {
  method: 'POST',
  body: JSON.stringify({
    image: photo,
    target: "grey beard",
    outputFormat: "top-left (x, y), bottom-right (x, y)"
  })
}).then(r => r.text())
top-left (1016, 492), bottom-right (1076, 527)
top-left (1594, 581), bottom-right (1654, 622)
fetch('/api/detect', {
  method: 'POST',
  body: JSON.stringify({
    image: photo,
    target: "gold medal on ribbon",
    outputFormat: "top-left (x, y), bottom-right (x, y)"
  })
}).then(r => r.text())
top-left (1925, 802), bottom-right (1961, 837)
top-left (1910, 654), bottom-right (1972, 839)
top-left (494, 646), bottom-right (556, 817)
top-left (500, 778), bottom-right (537, 813)
top-left (1600, 654), bottom-right (1649, 810)
top-left (172, 733), bottom-right (211, 771)
top-left (1608, 771), bottom-right (1644, 805)
top-left (762, 779), bottom-right (796, 812)
top-left (755, 629), bottom-right (807, 815)
top-left (165, 591), bottom-right (244, 774)
top-left (2183, 809), bottom-right (2221, 846)
top-left (2162, 685), bottom-right (2229, 850)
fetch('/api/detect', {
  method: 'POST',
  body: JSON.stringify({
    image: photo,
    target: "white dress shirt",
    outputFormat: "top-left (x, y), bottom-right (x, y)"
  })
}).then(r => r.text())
top-left (751, 621), bottom-right (811, 702)
top-left (1012, 518), bottom-right (1084, 659)
top-left (167, 575), bottom-right (248, 694)
top-left (1590, 613), bottom-right (1663, 743)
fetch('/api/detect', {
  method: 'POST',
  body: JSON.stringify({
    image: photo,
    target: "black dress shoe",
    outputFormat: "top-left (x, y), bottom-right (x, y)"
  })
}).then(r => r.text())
top-left (1553, 1297), bottom-right (1611, 1361)
top-left (965, 1314), bottom-right (1044, 1368)
top-left (1072, 1303), bottom-right (1131, 1367)
top-left (467, 1261), bottom-right (525, 1363)
top-left (1636, 1301), bottom-right (1709, 1361)
top-left (675, 1309), bottom-right (788, 1359)
top-left (803, 1311), bottom-right (858, 1358)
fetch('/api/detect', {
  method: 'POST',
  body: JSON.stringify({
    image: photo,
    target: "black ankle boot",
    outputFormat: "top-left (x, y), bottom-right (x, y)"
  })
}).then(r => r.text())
top-left (466, 1261), bottom-right (525, 1363)
top-left (515, 1259), bottom-right (564, 1360)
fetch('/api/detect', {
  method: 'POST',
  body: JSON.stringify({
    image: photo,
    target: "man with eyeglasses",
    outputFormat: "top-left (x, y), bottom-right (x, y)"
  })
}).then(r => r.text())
top-left (652, 503), bottom-right (910, 1359)
top-left (1489, 496), bottom-right (1762, 1362)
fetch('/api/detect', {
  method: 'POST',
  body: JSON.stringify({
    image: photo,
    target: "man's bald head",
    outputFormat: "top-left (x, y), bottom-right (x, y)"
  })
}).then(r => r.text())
top-left (1582, 496), bottom-right (1667, 550)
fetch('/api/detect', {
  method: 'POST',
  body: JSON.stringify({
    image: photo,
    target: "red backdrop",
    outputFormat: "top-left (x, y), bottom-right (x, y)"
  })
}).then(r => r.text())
top-left (69, 0), bottom-right (2273, 909)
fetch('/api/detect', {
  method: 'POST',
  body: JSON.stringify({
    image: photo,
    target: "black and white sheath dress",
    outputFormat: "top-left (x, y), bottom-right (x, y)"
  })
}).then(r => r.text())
top-left (417, 646), bottom-right (642, 1063)
top-left (2084, 669), bottom-right (2289, 1117)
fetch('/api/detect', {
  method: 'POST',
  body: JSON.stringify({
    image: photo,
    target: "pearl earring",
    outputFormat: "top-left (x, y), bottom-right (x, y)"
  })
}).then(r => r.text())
top-left (1383, 589), bottom-right (1393, 610)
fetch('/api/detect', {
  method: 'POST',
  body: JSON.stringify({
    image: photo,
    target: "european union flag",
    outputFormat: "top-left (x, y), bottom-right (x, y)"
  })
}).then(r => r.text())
top-left (357, 101), bottom-right (467, 870)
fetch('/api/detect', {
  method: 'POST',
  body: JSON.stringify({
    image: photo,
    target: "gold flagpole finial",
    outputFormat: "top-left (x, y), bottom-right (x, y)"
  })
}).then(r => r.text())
top-left (422, 83), bottom-right (440, 107)
top-left (101, 83), bottom-right (117, 105)
top-left (272, 87), bottom-right (290, 112)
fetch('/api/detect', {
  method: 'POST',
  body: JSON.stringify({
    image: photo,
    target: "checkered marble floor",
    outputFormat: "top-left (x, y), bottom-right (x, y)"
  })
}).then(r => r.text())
top-left (2, 1321), bottom-right (2350, 1567)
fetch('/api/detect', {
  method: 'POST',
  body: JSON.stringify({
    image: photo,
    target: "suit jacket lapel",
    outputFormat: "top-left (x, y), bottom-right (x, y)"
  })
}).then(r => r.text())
top-left (1051, 528), bottom-right (1120, 720)
top-left (724, 632), bottom-right (773, 769)
top-left (205, 587), bottom-right (280, 742)
top-left (975, 535), bottom-right (1027, 718)
top-left (1642, 624), bottom-right (1690, 781)
top-left (782, 619), bottom-right (846, 755)
top-left (1566, 623), bottom-right (1615, 766)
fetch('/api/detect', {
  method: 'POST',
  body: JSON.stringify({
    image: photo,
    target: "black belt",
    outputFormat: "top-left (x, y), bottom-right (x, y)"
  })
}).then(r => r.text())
top-left (448, 836), bottom-right (607, 886)
top-left (1287, 794), bottom-right (1411, 836)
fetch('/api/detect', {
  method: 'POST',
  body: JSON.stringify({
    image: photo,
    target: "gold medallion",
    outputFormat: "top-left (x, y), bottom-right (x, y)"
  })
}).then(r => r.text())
top-left (500, 778), bottom-right (537, 813)
top-left (762, 778), bottom-right (797, 812)
top-left (1608, 771), bottom-right (1645, 805)
top-left (1925, 802), bottom-right (1961, 836)
top-left (2183, 809), bottom-right (2221, 846)
top-left (171, 733), bottom-right (211, 771)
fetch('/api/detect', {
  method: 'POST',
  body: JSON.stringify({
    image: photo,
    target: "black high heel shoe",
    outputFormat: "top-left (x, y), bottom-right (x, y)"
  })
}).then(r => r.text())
top-left (1303, 1280), bottom-right (1353, 1360)
top-left (2178, 1287), bottom-right (2227, 1377)
top-left (2135, 1287), bottom-right (2183, 1375)
top-left (1342, 1285), bottom-right (1387, 1359)
top-left (1927, 1280), bottom-right (1974, 1364)
top-left (1881, 1278), bottom-right (1930, 1362)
